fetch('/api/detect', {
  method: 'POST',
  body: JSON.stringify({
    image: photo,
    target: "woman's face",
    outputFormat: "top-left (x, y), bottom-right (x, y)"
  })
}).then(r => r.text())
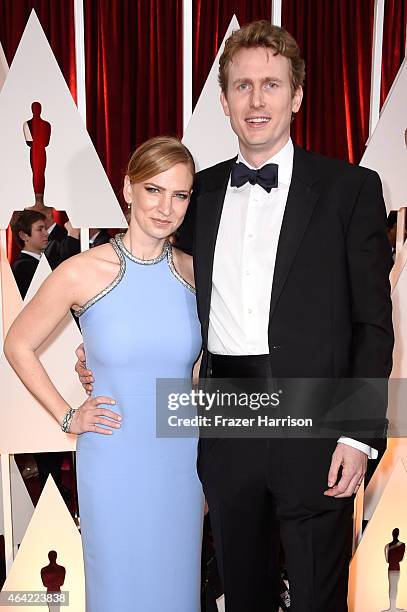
top-left (123, 163), bottom-right (193, 240)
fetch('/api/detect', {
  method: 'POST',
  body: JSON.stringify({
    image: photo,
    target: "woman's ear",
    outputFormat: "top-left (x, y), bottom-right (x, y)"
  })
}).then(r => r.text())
top-left (123, 175), bottom-right (132, 204)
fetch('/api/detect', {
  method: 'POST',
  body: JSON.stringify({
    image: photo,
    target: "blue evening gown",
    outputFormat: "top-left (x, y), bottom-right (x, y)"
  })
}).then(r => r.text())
top-left (74, 234), bottom-right (204, 611)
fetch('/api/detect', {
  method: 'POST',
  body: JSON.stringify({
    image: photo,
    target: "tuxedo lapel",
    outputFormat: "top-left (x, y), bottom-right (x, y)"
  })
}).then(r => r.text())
top-left (269, 147), bottom-right (320, 322)
top-left (194, 157), bottom-right (236, 340)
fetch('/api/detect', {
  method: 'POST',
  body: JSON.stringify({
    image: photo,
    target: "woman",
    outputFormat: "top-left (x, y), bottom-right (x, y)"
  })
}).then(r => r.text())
top-left (4, 137), bottom-right (204, 611)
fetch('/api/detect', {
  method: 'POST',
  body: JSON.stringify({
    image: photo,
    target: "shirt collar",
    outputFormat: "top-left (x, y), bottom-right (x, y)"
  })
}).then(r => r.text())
top-left (21, 249), bottom-right (42, 261)
top-left (47, 222), bottom-right (56, 235)
top-left (236, 137), bottom-right (294, 188)
top-left (89, 230), bottom-right (100, 244)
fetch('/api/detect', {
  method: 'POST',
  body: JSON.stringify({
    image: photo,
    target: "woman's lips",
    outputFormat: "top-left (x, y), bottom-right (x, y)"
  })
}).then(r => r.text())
top-left (151, 218), bottom-right (171, 227)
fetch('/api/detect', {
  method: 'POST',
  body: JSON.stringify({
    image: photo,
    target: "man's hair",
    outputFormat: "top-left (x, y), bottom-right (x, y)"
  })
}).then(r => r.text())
top-left (218, 20), bottom-right (305, 96)
top-left (10, 210), bottom-right (46, 249)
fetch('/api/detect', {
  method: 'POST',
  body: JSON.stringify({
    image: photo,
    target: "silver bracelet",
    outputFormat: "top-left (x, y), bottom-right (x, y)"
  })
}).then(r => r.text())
top-left (61, 407), bottom-right (76, 433)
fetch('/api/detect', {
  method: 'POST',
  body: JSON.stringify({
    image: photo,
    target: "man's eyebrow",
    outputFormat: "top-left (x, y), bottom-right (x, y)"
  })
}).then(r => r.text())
top-left (232, 77), bottom-right (284, 85)
top-left (232, 78), bottom-right (253, 85)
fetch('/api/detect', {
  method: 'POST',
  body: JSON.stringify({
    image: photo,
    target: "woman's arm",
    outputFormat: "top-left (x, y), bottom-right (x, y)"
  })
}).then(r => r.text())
top-left (4, 257), bottom-right (121, 434)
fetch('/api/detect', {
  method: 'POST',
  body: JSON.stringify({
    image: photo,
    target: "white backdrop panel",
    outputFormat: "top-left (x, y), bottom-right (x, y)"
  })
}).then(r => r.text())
top-left (0, 42), bottom-right (8, 91)
top-left (349, 459), bottom-right (407, 611)
top-left (182, 15), bottom-right (239, 171)
top-left (0, 457), bottom-right (34, 544)
top-left (361, 58), bottom-right (407, 212)
top-left (0, 10), bottom-right (127, 229)
top-left (0, 255), bottom-right (84, 453)
top-left (0, 477), bottom-right (85, 611)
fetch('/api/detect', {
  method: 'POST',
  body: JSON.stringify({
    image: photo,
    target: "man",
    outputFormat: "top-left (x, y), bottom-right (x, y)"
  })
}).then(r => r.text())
top-left (177, 21), bottom-right (392, 611)
top-left (56, 226), bottom-right (111, 262)
top-left (76, 21), bottom-right (393, 611)
top-left (10, 210), bottom-right (49, 298)
top-left (25, 196), bottom-right (103, 266)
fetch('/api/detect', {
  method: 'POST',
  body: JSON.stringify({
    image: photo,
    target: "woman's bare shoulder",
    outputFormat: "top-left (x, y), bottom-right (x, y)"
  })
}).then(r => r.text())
top-left (171, 247), bottom-right (195, 288)
top-left (52, 241), bottom-right (120, 282)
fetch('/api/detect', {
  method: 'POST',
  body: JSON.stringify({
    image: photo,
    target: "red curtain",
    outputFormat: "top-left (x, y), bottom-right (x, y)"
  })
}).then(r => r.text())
top-left (192, 0), bottom-right (406, 165)
top-left (193, 0), bottom-right (272, 106)
top-left (1, 0), bottom-right (406, 263)
top-left (0, 0), bottom-right (76, 261)
top-left (381, 0), bottom-right (407, 105)
top-left (282, 0), bottom-right (375, 164)
top-left (84, 0), bottom-right (183, 207)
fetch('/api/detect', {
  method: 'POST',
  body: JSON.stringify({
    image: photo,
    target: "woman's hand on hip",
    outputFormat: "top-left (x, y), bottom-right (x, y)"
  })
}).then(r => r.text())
top-left (69, 396), bottom-right (122, 435)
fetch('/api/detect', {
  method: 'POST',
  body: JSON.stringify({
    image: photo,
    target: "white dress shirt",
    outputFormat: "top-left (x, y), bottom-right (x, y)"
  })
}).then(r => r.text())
top-left (21, 249), bottom-right (41, 261)
top-left (89, 231), bottom-right (101, 246)
top-left (208, 138), bottom-right (376, 459)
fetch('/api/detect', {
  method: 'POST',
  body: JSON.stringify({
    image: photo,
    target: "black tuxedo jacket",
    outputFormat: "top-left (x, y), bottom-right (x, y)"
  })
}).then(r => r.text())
top-left (48, 223), bottom-right (68, 243)
top-left (178, 145), bottom-right (394, 447)
top-left (12, 252), bottom-right (39, 299)
top-left (56, 229), bottom-right (111, 263)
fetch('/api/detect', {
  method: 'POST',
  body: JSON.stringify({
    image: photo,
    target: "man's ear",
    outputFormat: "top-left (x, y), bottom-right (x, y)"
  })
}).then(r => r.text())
top-left (123, 175), bottom-right (132, 204)
top-left (292, 86), bottom-right (303, 114)
top-left (220, 91), bottom-right (230, 117)
top-left (19, 230), bottom-right (28, 244)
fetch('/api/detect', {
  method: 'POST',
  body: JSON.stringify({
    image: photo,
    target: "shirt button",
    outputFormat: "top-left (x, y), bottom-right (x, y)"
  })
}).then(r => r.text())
top-left (245, 270), bottom-right (250, 276)
top-left (248, 308), bottom-right (253, 314)
top-left (248, 234), bottom-right (253, 238)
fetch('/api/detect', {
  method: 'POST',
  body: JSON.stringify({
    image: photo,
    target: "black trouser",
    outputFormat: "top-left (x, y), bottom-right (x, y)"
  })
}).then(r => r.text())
top-left (198, 354), bottom-right (354, 612)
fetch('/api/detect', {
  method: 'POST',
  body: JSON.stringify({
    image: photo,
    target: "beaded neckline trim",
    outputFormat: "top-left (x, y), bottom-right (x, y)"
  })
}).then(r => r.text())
top-left (167, 245), bottom-right (196, 294)
top-left (73, 238), bottom-right (126, 318)
top-left (115, 232), bottom-right (169, 265)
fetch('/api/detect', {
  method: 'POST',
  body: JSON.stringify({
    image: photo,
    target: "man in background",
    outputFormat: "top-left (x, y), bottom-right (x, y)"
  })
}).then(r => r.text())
top-left (10, 210), bottom-right (48, 298)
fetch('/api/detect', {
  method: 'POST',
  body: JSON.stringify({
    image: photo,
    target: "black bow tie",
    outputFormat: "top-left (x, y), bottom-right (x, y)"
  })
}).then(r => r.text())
top-left (230, 162), bottom-right (278, 193)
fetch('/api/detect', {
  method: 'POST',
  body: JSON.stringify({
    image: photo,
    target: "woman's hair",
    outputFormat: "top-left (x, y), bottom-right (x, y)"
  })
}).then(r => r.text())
top-left (10, 210), bottom-right (46, 248)
top-left (218, 20), bottom-right (305, 96)
top-left (127, 136), bottom-right (195, 184)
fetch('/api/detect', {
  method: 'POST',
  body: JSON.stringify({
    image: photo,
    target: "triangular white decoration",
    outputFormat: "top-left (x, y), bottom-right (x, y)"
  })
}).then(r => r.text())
top-left (0, 241), bottom-right (24, 342)
top-left (391, 264), bottom-right (407, 377)
top-left (0, 457), bottom-right (34, 545)
top-left (182, 15), bottom-right (239, 171)
top-left (360, 58), bottom-right (407, 212)
top-left (0, 10), bottom-right (127, 229)
top-left (363, 258), bottom-right (407, 519)
top-left (0, 42), bottom-right (8, 92)
top-left (364, 438), bottom-right (407, 521)
top-left (349, 459), bottom-right (407, 611)
top-left (0, 476), bottom-right (85, 611)
top-left (0, 255), bottom-right (85, 453)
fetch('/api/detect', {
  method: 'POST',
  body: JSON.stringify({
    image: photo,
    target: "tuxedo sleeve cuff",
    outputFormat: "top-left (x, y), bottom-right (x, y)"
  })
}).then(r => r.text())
top-left (337, 437), bottom-right (378, 459)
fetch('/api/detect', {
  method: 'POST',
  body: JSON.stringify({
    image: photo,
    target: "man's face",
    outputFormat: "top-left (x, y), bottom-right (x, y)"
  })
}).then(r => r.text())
top-left (220, 47), bottom-right (303, 162)
top-left (21, 220), bottom-right (49, 253)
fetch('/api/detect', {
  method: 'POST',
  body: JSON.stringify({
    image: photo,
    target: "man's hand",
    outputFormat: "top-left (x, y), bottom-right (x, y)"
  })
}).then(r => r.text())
top-left (65, 221), bottom-right (80, 239)
top-left (324, 442), bottom-right (367, 497)
top-left (75, 343), bottom-right (94, 395)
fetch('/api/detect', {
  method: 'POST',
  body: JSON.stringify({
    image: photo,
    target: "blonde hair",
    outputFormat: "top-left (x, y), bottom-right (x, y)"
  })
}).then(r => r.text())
top-left (218, 20), bottom-right (305, 96)
top-left (127, 136), bottom-right (195, 184)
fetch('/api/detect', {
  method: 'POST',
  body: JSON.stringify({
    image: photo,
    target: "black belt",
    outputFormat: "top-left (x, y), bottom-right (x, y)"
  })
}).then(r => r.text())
top-left (209, 353), bottom-right (271, 379)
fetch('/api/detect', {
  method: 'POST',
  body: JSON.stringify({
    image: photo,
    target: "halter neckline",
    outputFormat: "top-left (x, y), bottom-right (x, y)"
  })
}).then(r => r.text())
top-left (114, 233), bottom-right (170, 265)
